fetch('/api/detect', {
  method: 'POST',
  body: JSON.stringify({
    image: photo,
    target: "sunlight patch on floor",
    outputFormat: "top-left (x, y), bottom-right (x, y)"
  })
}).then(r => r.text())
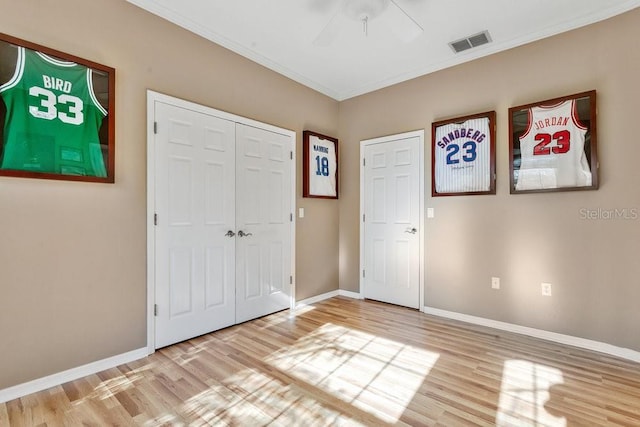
top-left (73, 371), bottom-right (144, 404)
top-left (496, 360), bottom-right (566, 427)
top-left (264, 322), bottom-right (440, 423)
top-left (180, 366), bottom-right (369, 426)
top-left (180, 377), bottom-right (272, 426)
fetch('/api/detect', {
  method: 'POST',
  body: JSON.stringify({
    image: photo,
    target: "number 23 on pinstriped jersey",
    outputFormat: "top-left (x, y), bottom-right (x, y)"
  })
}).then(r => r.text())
top-left (431, 111), bottom-right (496, 197)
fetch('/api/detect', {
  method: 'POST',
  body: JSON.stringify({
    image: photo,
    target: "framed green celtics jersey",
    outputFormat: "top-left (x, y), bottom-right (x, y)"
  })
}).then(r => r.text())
top-left (0, 33), bottom-right (115, 183)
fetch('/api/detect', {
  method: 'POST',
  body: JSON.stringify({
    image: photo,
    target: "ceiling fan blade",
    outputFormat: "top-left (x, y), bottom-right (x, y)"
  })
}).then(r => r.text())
top-left (313, 11), bottom-right (344, 46)
top-left (386, 0), bottom-right (423, 42)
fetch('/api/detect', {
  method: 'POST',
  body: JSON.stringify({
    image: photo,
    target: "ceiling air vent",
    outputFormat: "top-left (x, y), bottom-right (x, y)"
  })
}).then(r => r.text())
top-left (449, 30), bottom-right (492, 53)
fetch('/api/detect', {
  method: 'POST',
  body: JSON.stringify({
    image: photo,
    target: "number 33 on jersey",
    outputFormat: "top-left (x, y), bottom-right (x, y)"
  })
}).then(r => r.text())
top-left (0, 47), bottom-right (107, 177)
top-left (434, 116), bottom-right (492, 194)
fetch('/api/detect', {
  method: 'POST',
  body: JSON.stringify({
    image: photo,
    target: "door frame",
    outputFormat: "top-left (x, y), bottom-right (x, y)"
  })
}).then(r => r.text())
top-left (359, 129), bottom-right (425, 310)
top-left (146, 90), bottom-right (296, 353)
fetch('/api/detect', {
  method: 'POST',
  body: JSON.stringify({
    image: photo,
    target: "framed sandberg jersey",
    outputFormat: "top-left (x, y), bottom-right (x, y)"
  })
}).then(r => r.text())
top-left (303, 130), bottom-right (338, 199)
top-left (0, 33), bottom-right (115, 183)
top-left (509, 91), bottom-right (598, 194)
top-left (432, 111), bottom-right (496, 196)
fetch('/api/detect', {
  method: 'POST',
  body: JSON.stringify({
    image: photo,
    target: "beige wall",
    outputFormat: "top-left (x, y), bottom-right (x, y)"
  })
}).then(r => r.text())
top-left (339, 9), bottom-right (640, 351)
top-left (0, 0), bottom-right (339, 389)
top-left (2, 0), bottom-right (639, 394)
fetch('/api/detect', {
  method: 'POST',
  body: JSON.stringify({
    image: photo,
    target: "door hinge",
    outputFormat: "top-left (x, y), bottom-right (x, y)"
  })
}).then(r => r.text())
top-left (363, 214), bottom-right (365, 222)
top-left (363, 158), bottom-right (366, 166)
top-left (290, 151), bottom-right (293, 160)
top-left (154, 213), bottom-right (158, 226)
top-left (154, 122), bottom-right (158, 134)
top-left (290, 275), bottom-right (293, 284)
top-left (154, 304), bottom-right (158, 316)
top-left (363, 270), bottom-right (366, 278)
top-left (290, 213), bottom-right (293, 222)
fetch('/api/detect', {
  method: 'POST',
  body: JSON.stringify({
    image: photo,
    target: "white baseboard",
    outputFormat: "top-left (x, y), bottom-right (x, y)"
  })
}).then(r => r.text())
top-left (296, 290), bottom-right (340, 307)
top-left (338, 290), bottom-right (363, 299)
top-left (2, 289), bottom-right (363, 403)
top-left (0, 347), bottom-right (149, 404)
top-left (296, 289), bottom-right (363, 308)
top-left (423, 306), bottom-right (640, 363)
top-left (10, 302), bottom-right (632, 404)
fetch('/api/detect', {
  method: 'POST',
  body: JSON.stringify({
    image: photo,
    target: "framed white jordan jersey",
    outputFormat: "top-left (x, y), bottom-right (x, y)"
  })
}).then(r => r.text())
top-left (432, 111), bottom-right (496, 196)
top-left (303, 130), bottom-right (338, 199)
top-left (509, 91), bottom-right (598, 193)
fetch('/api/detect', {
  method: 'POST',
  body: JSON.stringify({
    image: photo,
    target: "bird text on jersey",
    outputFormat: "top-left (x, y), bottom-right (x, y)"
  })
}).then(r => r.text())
top-left (42, 75), bottom-right (73, 94)
top-left (436, 127), bottom-right (486, 148)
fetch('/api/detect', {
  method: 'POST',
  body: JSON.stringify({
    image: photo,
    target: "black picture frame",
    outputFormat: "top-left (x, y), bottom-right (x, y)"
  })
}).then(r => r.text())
top-left (0, 33), bottom-right (115, 183)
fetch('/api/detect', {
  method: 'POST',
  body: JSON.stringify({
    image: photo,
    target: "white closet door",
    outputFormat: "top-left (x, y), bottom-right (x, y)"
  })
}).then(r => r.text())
top-left (235, 123), bottom-right (292, 323)
top-left (154, 102), bottom-right (236, 348)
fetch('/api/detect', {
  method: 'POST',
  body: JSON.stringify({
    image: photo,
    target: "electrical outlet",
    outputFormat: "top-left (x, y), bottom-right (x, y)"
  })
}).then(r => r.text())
top-left (541, 282), bottom-right (552, 296)
top-left (491, 277), bottom-right (500, 290)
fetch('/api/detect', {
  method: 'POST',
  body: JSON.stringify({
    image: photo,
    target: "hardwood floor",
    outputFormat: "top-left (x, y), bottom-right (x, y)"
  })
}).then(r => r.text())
top-left (2, 296), bottom-right (640, 426)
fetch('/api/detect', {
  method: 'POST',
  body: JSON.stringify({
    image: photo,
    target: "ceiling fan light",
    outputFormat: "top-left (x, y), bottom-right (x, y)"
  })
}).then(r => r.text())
top-left (342, 0), bottom-right (390, 21)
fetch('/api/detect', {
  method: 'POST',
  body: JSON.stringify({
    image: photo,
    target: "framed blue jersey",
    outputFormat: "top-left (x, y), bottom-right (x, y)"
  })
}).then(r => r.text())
top-left (303, 130), bottom-right (338, 199)
top-left (432, 111), bottom-right (496, 197)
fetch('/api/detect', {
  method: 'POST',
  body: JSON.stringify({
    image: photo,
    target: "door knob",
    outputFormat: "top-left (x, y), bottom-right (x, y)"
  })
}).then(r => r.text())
top-left (405, 227), bottom-right (417, 234)
top-left (238, 230), bottom-right (253, 237)
top-left (225, 230), bottom-right (236, 237)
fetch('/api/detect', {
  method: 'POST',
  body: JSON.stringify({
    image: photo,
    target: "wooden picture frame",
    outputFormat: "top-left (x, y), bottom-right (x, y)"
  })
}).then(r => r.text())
top-left (509, 90), bottom-right (597, 194)
top-left (0, 33), bottom-right (115, 183)
top-left (303, 130), bottom-right (339, 199)
top-left (431, 110), bottom-right (496, 197)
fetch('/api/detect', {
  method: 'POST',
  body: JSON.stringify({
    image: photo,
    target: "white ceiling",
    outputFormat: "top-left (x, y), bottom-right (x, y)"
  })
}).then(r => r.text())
top-left (126, 0), bottom-right (640, 101)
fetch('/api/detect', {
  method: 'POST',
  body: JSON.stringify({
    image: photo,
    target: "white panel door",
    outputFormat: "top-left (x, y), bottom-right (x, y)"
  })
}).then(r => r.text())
top-left (235, 124), bottom-right (292, 323)
top-left (154, 102), bottom-right (236, 348)
top-left (363, 135), bottom-right (421, 309)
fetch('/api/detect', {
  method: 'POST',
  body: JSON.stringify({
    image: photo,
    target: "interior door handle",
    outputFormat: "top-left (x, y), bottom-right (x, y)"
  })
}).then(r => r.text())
top-left (225, 230), bottom-right (236, 237)
top-left (405, 227), bottom-right (417, 234)
top-left (238, 230), bottom-right (253, 237)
